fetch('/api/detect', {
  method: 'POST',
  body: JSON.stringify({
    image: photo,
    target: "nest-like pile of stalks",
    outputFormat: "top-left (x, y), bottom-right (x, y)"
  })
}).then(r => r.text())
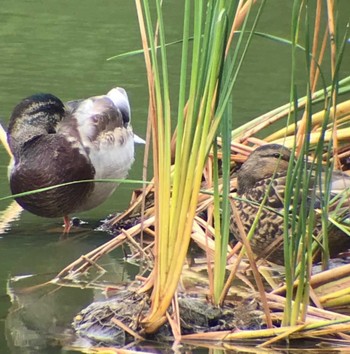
top-left (51, 99), bottom-right (350, 346)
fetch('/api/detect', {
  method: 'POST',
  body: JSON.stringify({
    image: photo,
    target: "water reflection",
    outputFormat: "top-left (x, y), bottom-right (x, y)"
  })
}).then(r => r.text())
top-left (4, 233), bottom-right (133, 353)
top-left (0, 201), bottom-right (22, 234)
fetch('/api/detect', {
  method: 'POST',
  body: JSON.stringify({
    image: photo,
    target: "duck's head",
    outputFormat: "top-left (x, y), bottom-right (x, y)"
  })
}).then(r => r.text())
top-left (237, 144), bottom-right (292, 194)
top-left (65, 87), bottom-right (145, 145)
top-left (64, 87), bottom-right (131, 140)
top-left (7, 93), bottom-right (65, 159)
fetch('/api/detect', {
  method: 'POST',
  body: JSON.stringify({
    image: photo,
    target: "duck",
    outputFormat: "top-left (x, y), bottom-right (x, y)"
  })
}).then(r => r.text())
top-left (230, 143), bottom-right (350, 265)
top-left (7, 87), bottom-right (144, 232)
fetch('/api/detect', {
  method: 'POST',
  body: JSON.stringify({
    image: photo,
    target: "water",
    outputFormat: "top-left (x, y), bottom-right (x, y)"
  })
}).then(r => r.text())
top-left (0, 1), bottom-right (350, 352)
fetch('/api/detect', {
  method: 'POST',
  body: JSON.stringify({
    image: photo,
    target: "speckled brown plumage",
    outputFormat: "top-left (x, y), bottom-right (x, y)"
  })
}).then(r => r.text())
top-left (230, 144), bottom-right (350, 265)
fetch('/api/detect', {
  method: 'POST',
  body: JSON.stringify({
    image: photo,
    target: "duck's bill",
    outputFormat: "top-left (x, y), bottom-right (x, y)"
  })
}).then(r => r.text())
top-left (0, 122), bottom-right (13, 158)
top-left (134, 134), bottom-right (146, 144)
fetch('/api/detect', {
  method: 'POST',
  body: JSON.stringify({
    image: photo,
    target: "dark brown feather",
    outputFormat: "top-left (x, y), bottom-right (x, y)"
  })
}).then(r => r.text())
top-left (10, 134), bottom-right (95, 218)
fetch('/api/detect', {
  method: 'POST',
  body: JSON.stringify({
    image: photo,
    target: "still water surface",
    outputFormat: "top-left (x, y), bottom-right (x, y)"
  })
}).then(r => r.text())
top-left (0, 1), bottom-right (350, 353)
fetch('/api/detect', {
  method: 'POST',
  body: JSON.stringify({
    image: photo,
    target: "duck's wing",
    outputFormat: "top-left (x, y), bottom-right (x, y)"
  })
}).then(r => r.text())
top-left (247, 173), bottom-right (319, 215)
top-left (274, 169), bottom-right (350, 215)
top-left (246, 174), bottom-right (286, 210)
top-left (324, 171), bottom-right (350, 221)
top-left (328, 170), bottom-right (350, 194)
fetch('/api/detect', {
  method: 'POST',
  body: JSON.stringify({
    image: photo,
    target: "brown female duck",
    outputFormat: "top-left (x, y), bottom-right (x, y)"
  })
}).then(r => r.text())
top-left (7, 88), bottom-right (144, 232)
top-left (231, 144), bottom-right (350, 265)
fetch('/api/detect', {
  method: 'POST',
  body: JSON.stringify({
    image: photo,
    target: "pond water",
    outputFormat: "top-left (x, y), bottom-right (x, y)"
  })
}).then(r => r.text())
top-left (0, 1), bottom-right (350, 353)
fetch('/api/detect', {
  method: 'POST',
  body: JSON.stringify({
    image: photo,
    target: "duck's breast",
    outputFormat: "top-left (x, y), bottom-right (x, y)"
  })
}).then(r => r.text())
top-left (62, 92), bottom-right (136, 211)
top-left (76, 126), bottom-right (135, 211)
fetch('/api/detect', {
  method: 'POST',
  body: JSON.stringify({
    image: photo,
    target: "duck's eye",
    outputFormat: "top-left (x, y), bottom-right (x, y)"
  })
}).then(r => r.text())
top-left (272, 153), bottom-right (281, 159)
top-left (92, 114), bottom-right (102, 123)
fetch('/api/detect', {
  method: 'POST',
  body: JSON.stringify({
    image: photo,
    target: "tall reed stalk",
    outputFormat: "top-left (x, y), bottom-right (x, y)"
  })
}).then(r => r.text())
top-left (135, 0), bottom-right (262, 333)
top-left (129, 0), bottom-right (350, 337)
top-left (281, 0), bottom-right (348, 326)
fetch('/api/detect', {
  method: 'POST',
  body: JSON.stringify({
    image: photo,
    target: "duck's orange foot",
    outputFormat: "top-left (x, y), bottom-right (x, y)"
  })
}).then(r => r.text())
top-left (63, 215), bottom-right (72, 234)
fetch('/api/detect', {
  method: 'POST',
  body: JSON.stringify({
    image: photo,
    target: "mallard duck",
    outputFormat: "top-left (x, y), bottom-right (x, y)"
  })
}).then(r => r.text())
top-left (230, 143), bottom-right (350, 265)
top-left (7, 87), bottom-right (144, 232)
